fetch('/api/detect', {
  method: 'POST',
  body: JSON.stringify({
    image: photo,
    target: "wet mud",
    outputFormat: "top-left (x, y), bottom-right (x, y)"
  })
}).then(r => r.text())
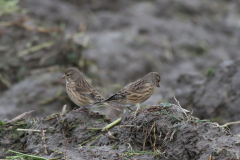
top-left (1, 104), bottom-right (240, 159)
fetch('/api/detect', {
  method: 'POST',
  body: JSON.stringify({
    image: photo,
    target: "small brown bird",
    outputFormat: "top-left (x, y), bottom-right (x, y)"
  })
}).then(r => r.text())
top-left (104, 72), bottom-right (161, 116)
top-left (62, 68), bottom-right (104, 108)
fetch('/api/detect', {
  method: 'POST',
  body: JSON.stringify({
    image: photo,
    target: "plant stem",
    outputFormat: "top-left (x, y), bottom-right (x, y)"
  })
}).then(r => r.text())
top-left (102, 117), bottom-right (122, 131)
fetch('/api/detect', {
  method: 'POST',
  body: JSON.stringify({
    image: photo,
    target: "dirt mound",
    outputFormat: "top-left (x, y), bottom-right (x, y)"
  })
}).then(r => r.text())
top-left (1, 104), bottom-right (239, 159)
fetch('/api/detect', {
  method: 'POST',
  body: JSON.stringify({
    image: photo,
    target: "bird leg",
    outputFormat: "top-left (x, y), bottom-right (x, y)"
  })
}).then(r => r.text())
top-left (134, 103), bottom-right (140, 118)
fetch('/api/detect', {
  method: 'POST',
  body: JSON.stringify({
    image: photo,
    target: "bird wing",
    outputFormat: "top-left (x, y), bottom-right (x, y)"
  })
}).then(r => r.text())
top-left (74, 79), bottom-right (104, 102)
top-left (105, 79), bottom-right (147, 102)
top-left (83, 90), bottom-right (104, 102)
top-left (127, 78), bottom-right (147, 93)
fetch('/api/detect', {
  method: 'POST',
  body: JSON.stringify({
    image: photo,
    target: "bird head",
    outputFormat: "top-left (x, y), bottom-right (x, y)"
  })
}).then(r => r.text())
top-left (147, 72), bottom-right (161, 87)
top-left (62, 68), bottom-right (83, 83)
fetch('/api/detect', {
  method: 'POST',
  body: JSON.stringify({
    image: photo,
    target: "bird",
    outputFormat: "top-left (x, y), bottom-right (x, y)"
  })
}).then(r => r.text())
top-left (62, 68), bottom-right (104, 108)
top-left (104, 72), bottom-right (161, 117)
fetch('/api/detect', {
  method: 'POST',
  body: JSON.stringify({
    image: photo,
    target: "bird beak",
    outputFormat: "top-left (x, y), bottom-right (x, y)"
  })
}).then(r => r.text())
top-left (61, 74), bottom-right (65, 79)
top-left (157, 83), bottom-right (160, 87)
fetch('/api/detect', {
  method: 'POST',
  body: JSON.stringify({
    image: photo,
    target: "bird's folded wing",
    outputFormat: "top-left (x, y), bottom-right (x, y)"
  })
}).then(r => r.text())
top-left (74, 81), bottom-right (103, 101)
top-left (105, 79), bottom-right (148, 102)
top-left (128, 79), bottom-right (148, 93)
top-left (82, 90), bottom-right (104, 101)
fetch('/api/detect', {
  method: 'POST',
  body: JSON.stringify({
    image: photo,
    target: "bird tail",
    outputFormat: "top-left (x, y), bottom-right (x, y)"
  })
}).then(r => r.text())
top-left (92, 101), bottom-right (102, 105)
top-left (104, 94), bottom-right (119, 102)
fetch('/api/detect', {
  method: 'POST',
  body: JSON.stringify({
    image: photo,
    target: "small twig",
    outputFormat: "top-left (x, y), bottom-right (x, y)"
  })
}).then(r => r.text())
top-left (11, 110), bottom-right (35, 122)
top-left (123, 116), bottom-right (135, 125)
top-left (61, 105), bottom-right (67, 116)
top-left (62, 130), bottom-right (67, 160)
top-left (35, 151), bottom-right (40, 156)
top-left (158, 131), bottom-right (162, 140)
top-left (21, 24), bottom-right (62, 33)
top-left (80, 134), bottom-right (103, 146)
top-left (7, 150), bottom-right (47, 160)
top-left (49, 157), bottom-right (63, 160)
top-left (164, 130), bottom-right (172, 141)
top-left (147, 123), bottom-right (154, 138)
top-left (174, 96), bottom-right (188, 119)
top-left (86, 128), bottom-right (102, 130)
top-left (46, 114), bottom-right (60, 121)
top-left (222, 121), bottom-right (240, 127)
top-left (17, 129), bottom-right (46, 132)
top-left (87, 134), bottom-right (103, 147)
top-left (41, 129), bottom-right (48, 155)
top-left (111, 142), bottom-right (119, 149)
top-left (153, 121), bottom-right (156, 156)
top-left (143, 125), bottom-right (148, 151)
top-left (142, 123), bottom-right (155, 148)
top-left (170, 129), bottom-right (177, 141)
top-left (159, 141), bottom-right (167, 150)
top-left (18, 41), bottom-right (55, 57)
top-left (108, 131), bottom-right (117, 140)
top-left (60, 105), bottom-right (67, 120)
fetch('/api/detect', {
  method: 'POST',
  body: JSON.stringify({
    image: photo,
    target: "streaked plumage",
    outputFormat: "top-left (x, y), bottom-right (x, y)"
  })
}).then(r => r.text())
top-left (104, 72), bottom-right (161, 116)
top-left (62, 68), bottom-right (104, 107)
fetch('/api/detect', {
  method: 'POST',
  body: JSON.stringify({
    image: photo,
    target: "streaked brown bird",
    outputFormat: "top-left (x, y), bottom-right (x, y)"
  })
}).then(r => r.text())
top-left (104, 72), bottom-right (161, 116)
top-left (62, 68), bottom-right (104, 108)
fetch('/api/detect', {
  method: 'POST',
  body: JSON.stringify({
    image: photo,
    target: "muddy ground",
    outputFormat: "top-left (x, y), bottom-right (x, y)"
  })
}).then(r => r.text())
top-left (1, 0), bottom-right (240, 159)
top-left (1, 104), bottom-right (240, 159)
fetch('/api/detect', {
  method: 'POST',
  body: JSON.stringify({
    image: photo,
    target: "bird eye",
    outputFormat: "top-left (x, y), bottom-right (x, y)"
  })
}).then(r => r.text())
top-left (67, 74), bottom-right (70, 77)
